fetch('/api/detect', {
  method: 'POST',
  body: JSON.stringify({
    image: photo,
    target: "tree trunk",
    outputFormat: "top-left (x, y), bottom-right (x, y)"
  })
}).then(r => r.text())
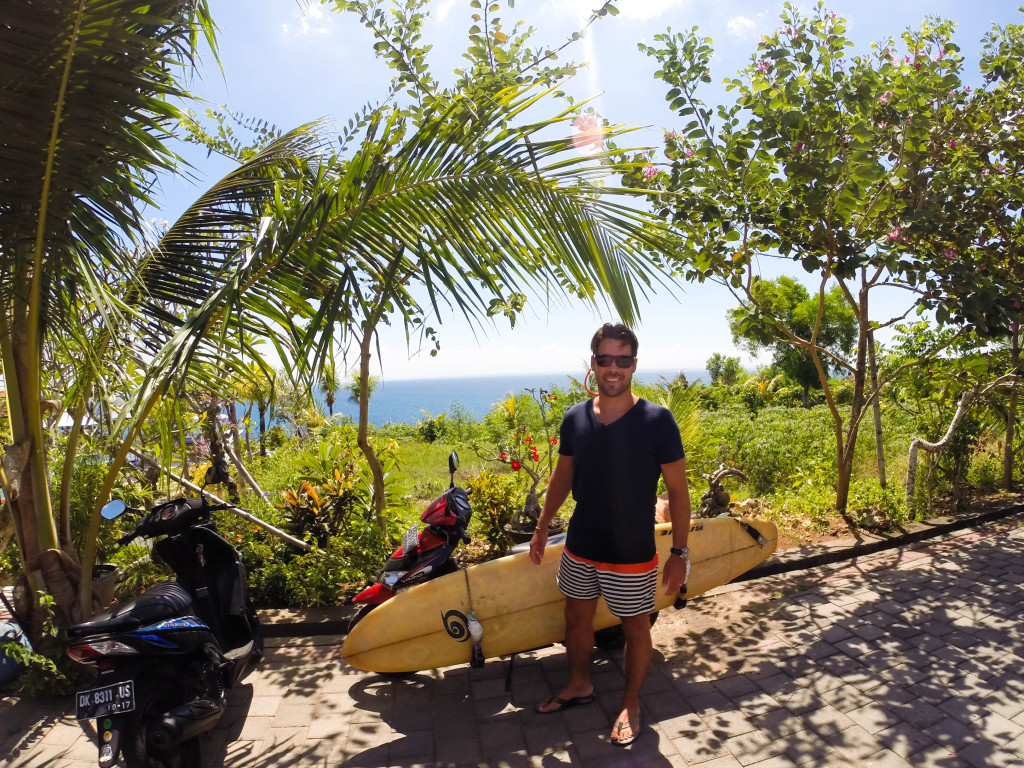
top-left (868, 329), bottom-right (887, 488)
top-left (243, 404), bottom-right (253, 462)
top-left (906, 387), bottom-right (980, 507)
top-left (258, 404), bottom-right (267, 457)
top-left (226, 400), bottom-right (246, 490)
top-left (356, 325), bottom-right (388, 534)
top-left (1, 254), bottom-right (84, 634)
top-left (833, 283), bottom-right (871, 518)
top-left (1005, 322), bottom-right (1020, 490)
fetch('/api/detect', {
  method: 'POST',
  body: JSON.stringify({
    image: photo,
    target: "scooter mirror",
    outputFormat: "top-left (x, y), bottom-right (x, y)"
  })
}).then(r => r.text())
top-left (448, 451), bottom-right (459, 475)
top-left (100, 500), bottom-right (127, 520)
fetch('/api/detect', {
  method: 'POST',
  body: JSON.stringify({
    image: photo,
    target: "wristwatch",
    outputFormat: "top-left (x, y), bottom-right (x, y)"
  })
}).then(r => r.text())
top-left (669, 546), bottom-right (689, 558)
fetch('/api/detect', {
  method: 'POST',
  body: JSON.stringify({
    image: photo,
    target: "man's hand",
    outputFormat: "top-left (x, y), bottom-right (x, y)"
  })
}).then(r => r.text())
top-left (662, 553), bottom-right (691, 595)
top-left (529, 528), bottom-right (548, 565)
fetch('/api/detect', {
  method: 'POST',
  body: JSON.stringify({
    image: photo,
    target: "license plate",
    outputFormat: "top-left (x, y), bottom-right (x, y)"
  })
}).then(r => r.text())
top-left (402, 524), bottom-right (419, 555)
top-left (76, 680), bottom-right (135, 720)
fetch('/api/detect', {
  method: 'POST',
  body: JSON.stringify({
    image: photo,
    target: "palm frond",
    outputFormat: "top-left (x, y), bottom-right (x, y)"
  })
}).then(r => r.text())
top-left (0, 0), bottom-right (216, 333)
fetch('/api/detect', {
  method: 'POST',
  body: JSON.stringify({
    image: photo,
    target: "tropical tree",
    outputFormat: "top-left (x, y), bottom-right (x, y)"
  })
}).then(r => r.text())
top-left (705, 353), bottom-right (743, 387)
top-left (303, 0), bottom-right (661, 529)
top-left (902, 17), bottom-right (1024, 489)
top-left (346, 372), bottom-right (379, 406)
top-left (729, 277), bottom-right (857, 407)
top-left (0, 0), bottom-right (222, 629)
top-left (628, 3), bottom-right (1016, 517)
top-left (320, 356), bottom-right (340, 417)
top-left (2, 0), bottom-right (670, 630)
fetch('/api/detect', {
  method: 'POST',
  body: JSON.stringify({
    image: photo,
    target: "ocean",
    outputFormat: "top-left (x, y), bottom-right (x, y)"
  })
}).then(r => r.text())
top-left (322, 369), bottom-right (707, 425)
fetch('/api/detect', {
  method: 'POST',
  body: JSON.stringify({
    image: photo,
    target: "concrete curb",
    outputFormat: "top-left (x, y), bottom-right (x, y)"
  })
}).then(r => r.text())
top-left (256, 499), bottom-right (1024, 638)
top-left (735, 499), bottom-right (1024, 583)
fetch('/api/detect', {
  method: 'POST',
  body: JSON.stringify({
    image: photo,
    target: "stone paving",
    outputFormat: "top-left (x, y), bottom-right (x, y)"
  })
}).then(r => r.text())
top-left (3, 514), bottom-right (1024, 767)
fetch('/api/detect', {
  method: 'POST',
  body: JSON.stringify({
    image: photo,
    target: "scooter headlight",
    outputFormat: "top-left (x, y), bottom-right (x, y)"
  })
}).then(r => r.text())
top-left (381, 571), bottom-right (407, 588)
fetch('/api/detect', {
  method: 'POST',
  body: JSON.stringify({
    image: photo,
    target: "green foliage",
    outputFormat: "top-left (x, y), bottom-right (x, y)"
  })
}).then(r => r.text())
top-left (1, 593), bottom-right (74, 697)
top-left (729, 277), bottom-right (857, 404)
top-left (466, 468), bottom-right (525, 554)
top-left (704, 404), bottom-right (838, 496)
top-left (706, 353), bottom-right (743, 386)
top-left (277, 429), bottom-right (400, 546)
top-left (263, 425), bottom-right (288, 450)
top-left (417, 409), bottom-right (450, 444)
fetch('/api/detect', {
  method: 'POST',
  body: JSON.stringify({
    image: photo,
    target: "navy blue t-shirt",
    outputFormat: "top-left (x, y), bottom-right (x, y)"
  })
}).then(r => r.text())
top-left (559, 398), bottom-right (685, 564)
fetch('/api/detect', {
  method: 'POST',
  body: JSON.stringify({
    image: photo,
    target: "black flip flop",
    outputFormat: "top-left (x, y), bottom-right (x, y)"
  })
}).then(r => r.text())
top-left (534, 692), bottom-right (597, 714)
top-left (611, 714), bottom-right (642, 746)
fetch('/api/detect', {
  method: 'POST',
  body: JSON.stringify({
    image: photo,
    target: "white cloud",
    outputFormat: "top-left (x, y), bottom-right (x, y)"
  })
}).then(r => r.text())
top-left (436, 0), bottom-right (457, 21)
top-left (282, 4), bottom-right (332, 37)
top-left (726, 16), bottom-right (756, 39)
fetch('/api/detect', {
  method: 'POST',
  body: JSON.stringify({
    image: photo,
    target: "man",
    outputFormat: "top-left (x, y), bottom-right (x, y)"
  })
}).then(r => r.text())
top-left (530, 323), bottom-right (691, 747)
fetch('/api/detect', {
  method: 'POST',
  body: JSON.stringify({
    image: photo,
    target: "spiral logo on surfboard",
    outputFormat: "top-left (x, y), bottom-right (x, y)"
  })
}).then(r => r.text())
top-left (441, 609), bottom-right (470, 642)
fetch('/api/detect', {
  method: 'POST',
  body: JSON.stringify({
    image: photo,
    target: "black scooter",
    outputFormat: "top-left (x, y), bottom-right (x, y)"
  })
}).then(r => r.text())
top-left (67, 495), bottom-right (262, 768)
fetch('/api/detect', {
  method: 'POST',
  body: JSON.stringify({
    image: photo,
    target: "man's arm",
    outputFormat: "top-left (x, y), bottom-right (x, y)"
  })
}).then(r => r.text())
top-left (660, 456), bottom-right (691, 595)
top-left (529, 454), bottom-right (573, 565)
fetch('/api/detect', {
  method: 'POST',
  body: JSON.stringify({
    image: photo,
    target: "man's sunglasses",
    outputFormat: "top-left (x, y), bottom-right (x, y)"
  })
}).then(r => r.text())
top-left (593, 354), bottom-right (635, 368)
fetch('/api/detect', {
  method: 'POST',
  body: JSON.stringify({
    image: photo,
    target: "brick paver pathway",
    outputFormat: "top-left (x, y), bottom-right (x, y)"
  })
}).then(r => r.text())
top-left (3, 516), bottom-right (1024, 767)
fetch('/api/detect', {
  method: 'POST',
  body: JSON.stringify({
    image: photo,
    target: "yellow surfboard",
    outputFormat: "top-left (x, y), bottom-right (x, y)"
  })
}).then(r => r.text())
top-left (342, 518), bottom-right (777, 674)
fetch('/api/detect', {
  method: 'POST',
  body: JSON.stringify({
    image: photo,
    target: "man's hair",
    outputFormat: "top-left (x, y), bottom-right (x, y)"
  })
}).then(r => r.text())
top-left (590, 323), bottom-right (639, 357)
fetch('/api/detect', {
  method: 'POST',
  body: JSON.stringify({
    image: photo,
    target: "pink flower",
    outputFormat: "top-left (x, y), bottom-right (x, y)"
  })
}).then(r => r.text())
top-left (1015, 300), bottom-right (1021, 310)
top-left (795, 142), bottom-right (804, 151)
top-left (757, 59), bottom-right (774, 74)
top-left (684, 147), bottom-right (695, 158)
top-left (887, 228), bottom-right (901, 242)
top-left (572, 114), bottom-right (604, 153)
top-left (878, 91), bottom-right (895, 105)
top-left (949, 140), bottom-right (957, 149)
top-left (878, 121), bottom-right (888, 129)
top-left (643, 165), bottom-right (658, 180)
top-left (943, 248), bottom-right (956, 261)
top-left (915, 62), bottom-right (922, 70)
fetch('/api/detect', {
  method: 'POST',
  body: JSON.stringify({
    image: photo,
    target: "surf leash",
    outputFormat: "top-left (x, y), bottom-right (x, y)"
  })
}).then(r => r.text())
top-left (463, 569), bottom-right (485, 668)
top-left (737, 520), bottom-right (769, 547)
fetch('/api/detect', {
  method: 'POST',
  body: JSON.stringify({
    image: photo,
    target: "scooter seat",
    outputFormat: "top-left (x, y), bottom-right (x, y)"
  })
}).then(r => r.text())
top-left (68, 580), bottom-right (194, 637)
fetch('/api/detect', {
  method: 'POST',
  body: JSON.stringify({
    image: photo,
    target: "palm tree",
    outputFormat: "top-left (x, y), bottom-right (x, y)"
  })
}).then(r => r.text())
top-left (3, 2), bottom-right (672, 627)
top-left (346, 372), bottom-right (379, 407)
top-left (320, 357), bottom-right (340, 417)
top-left (291, 94), bottom-right (671, 530)
top-left (0, 0), bottom-right (321, 628)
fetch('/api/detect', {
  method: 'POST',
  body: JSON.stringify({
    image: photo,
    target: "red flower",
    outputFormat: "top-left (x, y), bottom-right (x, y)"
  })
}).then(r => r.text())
top-left (550, 437), bottom-right (558, 445)
top-left (499, 451), bottom-right (508, 461)
top-left (511, 461), bottom-right (522, 471)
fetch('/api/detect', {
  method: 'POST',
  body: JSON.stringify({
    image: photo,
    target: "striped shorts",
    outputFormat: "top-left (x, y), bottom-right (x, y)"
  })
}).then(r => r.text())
top-left (556, 549), bottom-right (658, 618)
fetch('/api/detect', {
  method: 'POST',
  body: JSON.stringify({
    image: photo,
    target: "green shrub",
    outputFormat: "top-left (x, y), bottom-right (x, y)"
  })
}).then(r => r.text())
top-left (263, 425), bottom-right (287, 450)
top-left (1, 593), bottom-right (76, 697)
top-left (845, 479), bottom-right (909, 530)
top-left (467, 469), bottom-right (525, 554)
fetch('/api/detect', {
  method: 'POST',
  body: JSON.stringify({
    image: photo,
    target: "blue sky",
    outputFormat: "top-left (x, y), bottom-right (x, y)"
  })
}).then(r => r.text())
top-left (158, 0), bottom-right (1020, 380)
